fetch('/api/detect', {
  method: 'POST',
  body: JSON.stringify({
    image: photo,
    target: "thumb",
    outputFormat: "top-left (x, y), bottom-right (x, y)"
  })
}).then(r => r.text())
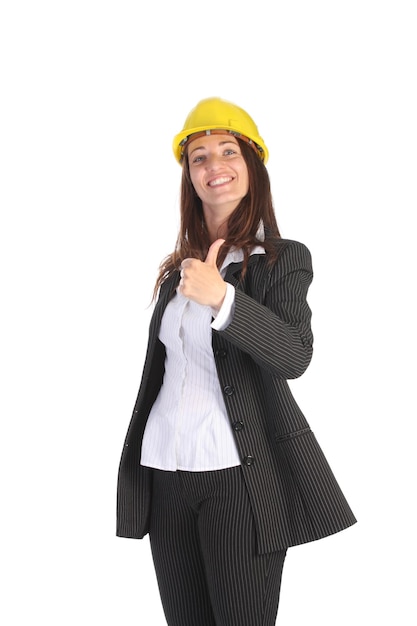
top-left (204, 238), bottom-right (225, 267)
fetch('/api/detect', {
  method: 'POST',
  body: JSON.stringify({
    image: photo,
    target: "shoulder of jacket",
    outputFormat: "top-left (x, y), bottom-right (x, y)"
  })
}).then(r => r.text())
top-left (262, 238), bottom-right (311, 266)
top-left (248, 239), bottom-right (311, 269)
top-left (273, 238), bottom-right (310, 255)
top-left (261, 239), bottom-right (313, 282)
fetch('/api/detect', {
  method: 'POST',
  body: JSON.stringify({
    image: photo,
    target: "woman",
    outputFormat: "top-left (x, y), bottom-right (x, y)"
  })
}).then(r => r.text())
top-left (117, 97), bottom-right (356, 626)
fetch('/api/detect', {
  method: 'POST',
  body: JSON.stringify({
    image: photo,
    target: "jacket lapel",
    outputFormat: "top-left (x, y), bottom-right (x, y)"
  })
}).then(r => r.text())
top-left (148, 270), bottom-right (180, 341)
top-left (224, 253), bottom-right (265, 285)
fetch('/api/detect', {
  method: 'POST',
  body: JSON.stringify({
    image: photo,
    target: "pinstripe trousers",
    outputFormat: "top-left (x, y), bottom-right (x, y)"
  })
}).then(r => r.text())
top-left (149, 466), bottom-right (287, 626)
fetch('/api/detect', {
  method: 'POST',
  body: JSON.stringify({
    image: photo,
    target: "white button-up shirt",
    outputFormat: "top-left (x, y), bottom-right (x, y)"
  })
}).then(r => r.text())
top-left (140, 244), bottom-right (265, 472)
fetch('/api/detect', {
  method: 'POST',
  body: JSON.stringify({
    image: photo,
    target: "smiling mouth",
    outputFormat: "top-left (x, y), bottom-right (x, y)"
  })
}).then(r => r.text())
top-left (208, 176), bottom-right (233, 187)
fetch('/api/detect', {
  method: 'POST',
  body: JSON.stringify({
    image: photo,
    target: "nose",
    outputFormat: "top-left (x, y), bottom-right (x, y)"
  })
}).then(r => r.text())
top-left (204, 153), bottom-right (222, 171)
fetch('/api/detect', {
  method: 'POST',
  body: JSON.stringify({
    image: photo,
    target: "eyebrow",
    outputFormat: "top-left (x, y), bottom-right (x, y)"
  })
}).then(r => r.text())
top-left (189, 140), bottom-right (238, 156)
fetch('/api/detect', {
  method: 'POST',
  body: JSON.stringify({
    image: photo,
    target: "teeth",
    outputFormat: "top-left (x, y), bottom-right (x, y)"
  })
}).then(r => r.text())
top-left (208, 177), bottom-right (232, 187)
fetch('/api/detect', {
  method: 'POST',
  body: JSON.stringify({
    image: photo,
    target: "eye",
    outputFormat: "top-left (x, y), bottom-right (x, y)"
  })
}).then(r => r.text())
top-left (191, 154), bottom-right (205, 164)
top-left (224, 149), bottom-right (236, 156)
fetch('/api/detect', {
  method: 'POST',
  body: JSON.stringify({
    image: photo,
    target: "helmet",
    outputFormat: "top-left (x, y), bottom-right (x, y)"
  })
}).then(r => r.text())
top-left (172, 97), bottom-right (269, 164)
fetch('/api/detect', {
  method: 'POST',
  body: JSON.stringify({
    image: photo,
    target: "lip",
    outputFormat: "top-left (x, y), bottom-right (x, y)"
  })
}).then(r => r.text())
top-left (207, 175), bottom-right (234, 188)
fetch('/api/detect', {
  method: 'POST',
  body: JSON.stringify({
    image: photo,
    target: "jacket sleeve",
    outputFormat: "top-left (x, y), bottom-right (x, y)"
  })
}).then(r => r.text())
top-left (217, 240), bottom-right (313, 379)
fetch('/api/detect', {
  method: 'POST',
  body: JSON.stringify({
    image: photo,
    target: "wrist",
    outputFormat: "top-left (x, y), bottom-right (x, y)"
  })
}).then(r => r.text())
top-left (211, 284), bottom-right (227, 313)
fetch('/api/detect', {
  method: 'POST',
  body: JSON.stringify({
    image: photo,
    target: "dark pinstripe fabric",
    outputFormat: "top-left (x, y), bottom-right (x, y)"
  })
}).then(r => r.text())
top-left (117, 239), bottom-right (357, 553)
top-left (149, 467), bottom-right (286, 626)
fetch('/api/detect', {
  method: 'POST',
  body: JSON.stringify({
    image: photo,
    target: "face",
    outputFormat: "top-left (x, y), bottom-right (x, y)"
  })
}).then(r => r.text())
top-left (187, 133), bottom-right (249, 218)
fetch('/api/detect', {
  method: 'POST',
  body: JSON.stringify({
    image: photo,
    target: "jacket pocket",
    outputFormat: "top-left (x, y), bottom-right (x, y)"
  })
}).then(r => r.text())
top-left (274, 427), bottom-right (311, 443)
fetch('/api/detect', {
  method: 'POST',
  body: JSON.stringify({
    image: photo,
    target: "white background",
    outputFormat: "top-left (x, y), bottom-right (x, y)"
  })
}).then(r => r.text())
top-left (1, 1), bottom-right (416, 624)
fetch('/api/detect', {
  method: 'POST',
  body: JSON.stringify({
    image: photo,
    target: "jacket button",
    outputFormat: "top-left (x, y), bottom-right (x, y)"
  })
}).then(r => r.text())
top-left (215, 348), bottom-right (228, 358)
top-left (223, 385), bottom-right (235, 396)
top-left (243, 456), bottom-right (255, 466)
top-left (232, 421), bottom-right (244, 431)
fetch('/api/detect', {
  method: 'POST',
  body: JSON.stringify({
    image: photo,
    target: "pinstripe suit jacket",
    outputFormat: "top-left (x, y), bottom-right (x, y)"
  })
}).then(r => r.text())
top-left (116, 238), bottom-right (356, 554)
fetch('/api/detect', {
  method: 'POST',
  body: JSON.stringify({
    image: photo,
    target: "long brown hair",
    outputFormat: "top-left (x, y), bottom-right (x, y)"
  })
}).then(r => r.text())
top-left (153, 138), bottom-right (281, 299)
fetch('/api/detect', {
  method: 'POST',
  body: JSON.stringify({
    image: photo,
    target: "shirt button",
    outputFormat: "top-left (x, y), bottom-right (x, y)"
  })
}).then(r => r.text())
top-left (232, 421), bottom-right (244, 431)
top-left (243, 456), bottom-right (255, 466)
top-left (223, 385), bottom-right (235, 396)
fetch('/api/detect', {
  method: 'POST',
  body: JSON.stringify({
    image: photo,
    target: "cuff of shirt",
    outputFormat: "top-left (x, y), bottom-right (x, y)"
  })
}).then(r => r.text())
top-left (211, 283), bottom-right (235, 330)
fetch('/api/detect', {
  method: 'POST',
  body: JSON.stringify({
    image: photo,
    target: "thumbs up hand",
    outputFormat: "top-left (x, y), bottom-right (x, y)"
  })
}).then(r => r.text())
top-left (179, 238), bottom-right (227, 310)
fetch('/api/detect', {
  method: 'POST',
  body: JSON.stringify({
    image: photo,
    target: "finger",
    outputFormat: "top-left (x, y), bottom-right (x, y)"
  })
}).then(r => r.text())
top-left (204, 238), bottom-right (225, 267)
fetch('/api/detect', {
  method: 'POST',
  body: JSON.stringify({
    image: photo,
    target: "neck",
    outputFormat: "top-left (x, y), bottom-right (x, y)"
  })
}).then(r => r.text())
top-left (203, 203), bottom-right (235, 243)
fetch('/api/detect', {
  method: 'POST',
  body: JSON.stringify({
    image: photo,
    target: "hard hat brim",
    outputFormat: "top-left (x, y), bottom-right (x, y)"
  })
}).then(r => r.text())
top-left (173, 125), bottom-right (268, 165)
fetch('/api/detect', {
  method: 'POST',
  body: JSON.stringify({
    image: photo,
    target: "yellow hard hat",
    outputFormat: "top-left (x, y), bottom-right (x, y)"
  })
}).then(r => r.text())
top-left (173, 97), bottom-right (269, 164)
